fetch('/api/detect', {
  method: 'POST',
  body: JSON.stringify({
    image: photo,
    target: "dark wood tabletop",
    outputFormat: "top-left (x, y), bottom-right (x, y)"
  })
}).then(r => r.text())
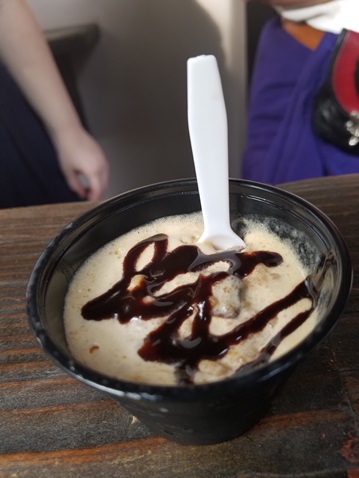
top-left (1, 174), bottom-right (359, 478)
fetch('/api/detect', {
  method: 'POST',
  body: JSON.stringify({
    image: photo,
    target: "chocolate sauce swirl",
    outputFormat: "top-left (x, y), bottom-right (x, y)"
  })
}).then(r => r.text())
top-left (81, 234), bottom-right (318, 384)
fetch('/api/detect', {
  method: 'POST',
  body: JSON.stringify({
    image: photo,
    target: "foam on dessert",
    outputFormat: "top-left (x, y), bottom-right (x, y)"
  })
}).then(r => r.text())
top-left (64, 212), bottom-right (320, 386)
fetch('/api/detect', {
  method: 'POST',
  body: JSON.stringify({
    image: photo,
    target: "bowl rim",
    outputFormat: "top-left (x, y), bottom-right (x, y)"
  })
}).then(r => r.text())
top-left (26, 178), bottom-right (353, 401)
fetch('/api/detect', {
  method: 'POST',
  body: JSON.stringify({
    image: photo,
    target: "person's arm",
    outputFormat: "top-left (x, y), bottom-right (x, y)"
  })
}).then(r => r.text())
top-left (0, 0), bottom-right (109, 200)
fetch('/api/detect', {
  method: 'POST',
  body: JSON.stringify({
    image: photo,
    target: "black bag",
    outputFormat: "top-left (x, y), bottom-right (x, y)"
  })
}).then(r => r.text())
top-left (312, 29), bottom-right (359, 155)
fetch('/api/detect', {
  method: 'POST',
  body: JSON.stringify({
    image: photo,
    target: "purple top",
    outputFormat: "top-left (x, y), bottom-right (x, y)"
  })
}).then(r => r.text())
top-left (241, 17), bottom-right (359, 184)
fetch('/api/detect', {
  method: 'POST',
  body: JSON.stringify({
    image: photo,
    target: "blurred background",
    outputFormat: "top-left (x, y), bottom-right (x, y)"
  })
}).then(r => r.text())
top-left (28, 0), bottom-right (273, 199)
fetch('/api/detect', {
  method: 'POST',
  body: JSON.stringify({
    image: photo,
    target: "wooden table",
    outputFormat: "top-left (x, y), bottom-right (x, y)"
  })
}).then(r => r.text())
top-left (1, 174), bottom-right (359, 477)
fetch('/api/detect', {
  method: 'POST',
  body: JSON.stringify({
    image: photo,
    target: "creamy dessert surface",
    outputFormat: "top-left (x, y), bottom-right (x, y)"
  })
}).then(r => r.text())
top-left (64, 212), bottom-right (320, 386)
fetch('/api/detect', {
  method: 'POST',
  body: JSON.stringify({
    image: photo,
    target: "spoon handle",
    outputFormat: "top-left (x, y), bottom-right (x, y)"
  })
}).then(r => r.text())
top-left (187, 55), bottom-right (244, 249)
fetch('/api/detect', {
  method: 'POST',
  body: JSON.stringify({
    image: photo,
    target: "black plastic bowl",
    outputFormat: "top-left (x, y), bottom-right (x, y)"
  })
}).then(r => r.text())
top-left (27, 179), bottom-right (352, 445)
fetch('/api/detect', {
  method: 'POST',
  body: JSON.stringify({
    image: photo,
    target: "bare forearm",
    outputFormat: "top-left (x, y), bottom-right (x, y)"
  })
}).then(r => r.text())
top-left (0, 0), bottom-right (82, 143)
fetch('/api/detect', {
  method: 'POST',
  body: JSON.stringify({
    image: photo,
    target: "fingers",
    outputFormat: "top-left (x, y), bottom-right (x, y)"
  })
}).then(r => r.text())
top-left (56, 128), bottom-right (110, 201)
top-left (81, 168), bottom-right (108, 201)
top-left (65, 170), bottom-right (88, 199)
top-left (72, 162), bottom-right (109, 201)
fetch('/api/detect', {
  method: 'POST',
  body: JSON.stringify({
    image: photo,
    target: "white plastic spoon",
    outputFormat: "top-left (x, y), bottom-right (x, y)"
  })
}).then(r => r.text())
top-left (187, 54), bottom-right (245, 250)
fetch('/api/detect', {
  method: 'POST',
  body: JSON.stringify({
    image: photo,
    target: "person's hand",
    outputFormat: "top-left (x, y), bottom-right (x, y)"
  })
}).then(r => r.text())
top-left (0, 0), bottom-right (110, 203)
top-left (54, 126), bottom-right (109, 201)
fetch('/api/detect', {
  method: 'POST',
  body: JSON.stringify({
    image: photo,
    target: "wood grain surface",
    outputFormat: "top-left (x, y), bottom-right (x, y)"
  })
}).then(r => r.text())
top-left (1, 175), bottom-right (359, 477)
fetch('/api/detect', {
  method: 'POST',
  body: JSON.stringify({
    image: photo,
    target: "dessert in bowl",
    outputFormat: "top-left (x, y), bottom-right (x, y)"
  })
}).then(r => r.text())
top-left (27, 179), bottom-right (352, 445)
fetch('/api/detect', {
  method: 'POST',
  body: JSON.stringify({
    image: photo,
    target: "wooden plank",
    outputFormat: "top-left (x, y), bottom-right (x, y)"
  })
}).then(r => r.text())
top-left (1, 177), bottom-right (359, 476)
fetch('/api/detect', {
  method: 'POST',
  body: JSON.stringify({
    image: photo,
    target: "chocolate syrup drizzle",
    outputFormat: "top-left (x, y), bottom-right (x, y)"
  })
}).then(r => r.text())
top-left (81, 234), bottom-right (320, 384)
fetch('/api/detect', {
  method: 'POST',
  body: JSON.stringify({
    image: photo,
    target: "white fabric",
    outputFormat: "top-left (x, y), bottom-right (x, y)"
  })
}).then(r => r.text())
top-left (274, 0), bottom-right (359, 33)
